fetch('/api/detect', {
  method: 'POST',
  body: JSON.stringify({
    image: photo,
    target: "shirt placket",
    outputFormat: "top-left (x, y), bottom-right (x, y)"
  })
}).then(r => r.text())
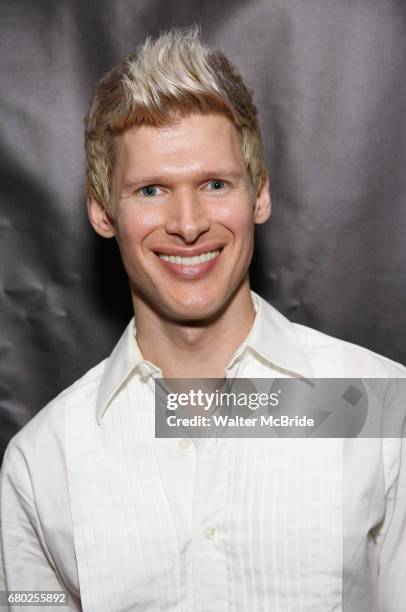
top-left (191, 437), bottom-right (230, 612)
top-left (189, 362), bottom-right (244, 612)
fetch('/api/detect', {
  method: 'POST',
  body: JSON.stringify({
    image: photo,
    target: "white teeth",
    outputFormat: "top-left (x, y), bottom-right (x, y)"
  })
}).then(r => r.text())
top-left (158, 249), bottom-right (220, 265)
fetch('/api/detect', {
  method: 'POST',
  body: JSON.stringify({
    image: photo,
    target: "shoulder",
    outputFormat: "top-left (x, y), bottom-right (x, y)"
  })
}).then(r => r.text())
top-left (292, 321), bottom-right (406, 378)
top-left (3, 358), bottom-right (108, 469)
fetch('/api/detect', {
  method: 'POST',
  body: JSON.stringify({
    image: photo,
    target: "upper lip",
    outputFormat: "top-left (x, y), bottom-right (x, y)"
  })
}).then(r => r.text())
top-left (154, 244), bottom-right (224, 257)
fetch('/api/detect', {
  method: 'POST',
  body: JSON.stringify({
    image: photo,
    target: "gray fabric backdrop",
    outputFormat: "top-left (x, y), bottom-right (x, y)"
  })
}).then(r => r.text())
top-left (1, 0), bottom-right (405, 461)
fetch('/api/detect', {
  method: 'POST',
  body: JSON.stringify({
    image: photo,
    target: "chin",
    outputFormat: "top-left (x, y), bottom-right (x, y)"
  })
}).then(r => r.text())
top-left (165, 294), bottom-right (226, 324)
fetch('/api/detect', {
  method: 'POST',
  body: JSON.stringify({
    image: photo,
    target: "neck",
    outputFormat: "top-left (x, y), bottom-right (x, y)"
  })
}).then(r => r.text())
top-left (133, 283), bottom-right (256, 378)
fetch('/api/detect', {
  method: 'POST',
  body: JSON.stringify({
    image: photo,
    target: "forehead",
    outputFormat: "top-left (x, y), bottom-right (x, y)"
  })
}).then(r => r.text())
top-left (113, 113), bottom-right (245, 179)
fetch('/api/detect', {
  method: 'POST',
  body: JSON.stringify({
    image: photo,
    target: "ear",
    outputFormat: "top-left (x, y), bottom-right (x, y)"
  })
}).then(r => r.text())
top-left (87, 195), bottom-right (116, 238)
top-left (254, 175), bottom-right (271, 224)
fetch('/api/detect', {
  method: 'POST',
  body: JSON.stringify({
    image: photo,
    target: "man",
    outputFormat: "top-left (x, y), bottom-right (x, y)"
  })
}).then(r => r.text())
top-left (0, 28), bottom-right (405, 612)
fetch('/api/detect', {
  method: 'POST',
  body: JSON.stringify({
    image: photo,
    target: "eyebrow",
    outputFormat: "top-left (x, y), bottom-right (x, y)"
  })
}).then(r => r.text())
top-left (121, 169), bottom-right (245, 192)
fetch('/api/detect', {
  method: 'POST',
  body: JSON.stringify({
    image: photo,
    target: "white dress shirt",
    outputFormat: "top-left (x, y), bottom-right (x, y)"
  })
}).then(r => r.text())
top-left (1, 292), bottom-right (405, 612)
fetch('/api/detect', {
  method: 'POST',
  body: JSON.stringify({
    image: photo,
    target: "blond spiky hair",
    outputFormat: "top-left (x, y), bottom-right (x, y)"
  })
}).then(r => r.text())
top-left (85, 26), bottom-right (267, 213)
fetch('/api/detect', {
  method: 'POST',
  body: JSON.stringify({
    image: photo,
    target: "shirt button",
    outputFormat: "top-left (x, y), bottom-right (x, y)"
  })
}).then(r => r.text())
top-left (204, 526), bottom-right (217, 540)
top-left (178, 438), bottom-right (191, 450)
top-left (138, 363), bottom-right (151, 377)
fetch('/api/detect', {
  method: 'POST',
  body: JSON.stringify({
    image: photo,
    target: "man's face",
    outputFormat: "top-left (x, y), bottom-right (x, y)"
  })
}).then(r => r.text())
top-left (90, 112), bottom-right (271, 322)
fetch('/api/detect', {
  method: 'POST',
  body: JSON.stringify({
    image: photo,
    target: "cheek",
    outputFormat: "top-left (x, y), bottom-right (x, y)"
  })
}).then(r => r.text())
top-left (214, 198), bottom-right (255, 237)
top-left (115, 206), bottom-right (162, 251)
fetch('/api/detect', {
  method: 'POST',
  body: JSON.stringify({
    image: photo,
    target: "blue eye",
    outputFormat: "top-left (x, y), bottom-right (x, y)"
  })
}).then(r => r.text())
top-left (141, 185), bottom-right (159, 197)
top-left (208, 180), bottom-right (225, 190)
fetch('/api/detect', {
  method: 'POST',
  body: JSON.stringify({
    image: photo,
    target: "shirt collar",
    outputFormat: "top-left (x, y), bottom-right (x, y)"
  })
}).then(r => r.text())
top-left (96, 291), bottom-right (313, 423)
top-left (243, 291), bottom-right (314, 379)
top-left (96, 319), bottom-right (160, 424)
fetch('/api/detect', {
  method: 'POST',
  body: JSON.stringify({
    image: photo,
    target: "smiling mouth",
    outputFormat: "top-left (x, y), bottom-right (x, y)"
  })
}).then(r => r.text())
top-left (156, 249), bottom-right (221, 265)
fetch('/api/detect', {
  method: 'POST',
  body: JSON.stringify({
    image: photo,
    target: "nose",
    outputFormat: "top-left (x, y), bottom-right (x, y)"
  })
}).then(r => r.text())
top-left (164, 190), bottom-right (210, 243)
